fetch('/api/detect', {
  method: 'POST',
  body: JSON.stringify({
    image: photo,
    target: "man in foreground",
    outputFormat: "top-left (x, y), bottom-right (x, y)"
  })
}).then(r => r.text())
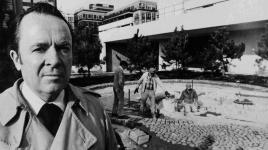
top-left (134, 67), bottom-right (170, 118)
top-left (112, 60), bottom-right (128, 117)
top-left (0, 3), bottom-right (117, 150)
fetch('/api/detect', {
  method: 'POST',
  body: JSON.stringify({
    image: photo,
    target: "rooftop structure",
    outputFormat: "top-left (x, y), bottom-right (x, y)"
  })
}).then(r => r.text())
top-left (89, 3), bottom-right (114, 12)
top-left (22, 0), bottom-right (57, 11)
top-left (74, 3), bottom-right (114, 29)
top-left (100, 0), bottom-right (159, 32)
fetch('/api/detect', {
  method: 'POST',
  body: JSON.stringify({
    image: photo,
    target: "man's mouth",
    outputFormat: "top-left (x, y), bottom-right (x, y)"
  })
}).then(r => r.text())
top-left (43, 74), bottom-right (64, 78)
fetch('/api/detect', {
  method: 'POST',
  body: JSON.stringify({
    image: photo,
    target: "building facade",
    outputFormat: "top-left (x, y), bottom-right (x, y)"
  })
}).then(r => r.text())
top-left (99, 0), bottom-right (268, 75)
top-left (99, 0), bottom-right (159, 32)
top-left (22, 0), bottom-right (57, 11)
top-left (5, 0), bottom-right (23, 15)
top-left (63, 13), bottom-right (75, 30)
top-left (2, 0), bottom-right (22, 29)
top-left (74, 4), bottom-right (114, 29)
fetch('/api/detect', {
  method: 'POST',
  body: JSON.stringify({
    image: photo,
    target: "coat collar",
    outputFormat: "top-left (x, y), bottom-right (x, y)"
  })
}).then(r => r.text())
top-left (66, 84), bottom-right (101, 116)
top-left (0, 79), bottom-right (27, 126)
top-left (0, 79), bottom-right (101, 126)
top-left (0, 79), bottom-right (100, 149)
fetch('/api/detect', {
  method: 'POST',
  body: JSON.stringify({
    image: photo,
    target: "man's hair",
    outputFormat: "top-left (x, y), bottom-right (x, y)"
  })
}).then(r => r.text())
top-left (8, 2), bottom-right (73, 52)
top-left (120, 61), bottom-right (128, 67)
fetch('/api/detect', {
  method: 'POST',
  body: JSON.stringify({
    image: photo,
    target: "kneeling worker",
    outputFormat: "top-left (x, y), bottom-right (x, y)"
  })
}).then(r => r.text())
top-left (177, 83), bottom-right (198, 115)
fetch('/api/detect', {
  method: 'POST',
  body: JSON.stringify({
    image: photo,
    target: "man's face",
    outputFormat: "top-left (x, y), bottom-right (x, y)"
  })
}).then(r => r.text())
top-left (12, 13), bottom-right (72, 101)
top-left (186, 84), bottom-right (192, 90)
top-left (149, 68), bottom-right (155, 76)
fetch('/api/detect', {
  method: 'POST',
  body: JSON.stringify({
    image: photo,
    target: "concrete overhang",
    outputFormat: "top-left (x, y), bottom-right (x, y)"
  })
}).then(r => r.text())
top-left (99, 0), bottom-right (268, 43)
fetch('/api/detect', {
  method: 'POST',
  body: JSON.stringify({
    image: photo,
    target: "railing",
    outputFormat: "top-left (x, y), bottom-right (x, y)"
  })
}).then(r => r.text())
top-left (99, 0), bottom-right (231, 30)
top-left (158, 0), bottom-right (230, 18)
top-left (158, 1), bottom-right (185, 18)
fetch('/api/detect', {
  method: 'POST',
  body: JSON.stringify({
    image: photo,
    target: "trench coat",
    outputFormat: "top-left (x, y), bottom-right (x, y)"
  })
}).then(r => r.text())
top-left (0, 79), bottom-right (118, 150)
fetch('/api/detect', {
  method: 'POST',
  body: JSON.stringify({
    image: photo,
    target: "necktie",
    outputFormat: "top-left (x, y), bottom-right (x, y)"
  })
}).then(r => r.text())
top-left (37, 103), bottom-right (63, 136)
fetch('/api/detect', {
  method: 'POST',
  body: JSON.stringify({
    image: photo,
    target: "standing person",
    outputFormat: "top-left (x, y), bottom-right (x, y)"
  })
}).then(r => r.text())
top-left (177, 83), bottom-right (198, 115)
top-left (112, 60), bottom-right (128, 117)
top-left (0, 3), bottom-right (117, 150)
top-left (134, 67), bottom-right (170, 118)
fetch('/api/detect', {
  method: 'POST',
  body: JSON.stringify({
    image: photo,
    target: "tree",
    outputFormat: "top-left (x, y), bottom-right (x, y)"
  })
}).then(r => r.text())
top-left (73, 25), bottom-right (102, 76)
top-left (0, 0), bottom-right (19, 91)
top-left (125, 29), bottom-right (158, 72)
top-left (201, 27), bottom-right (245, 73)
top-left (161, 26), bottom-right (190, 70)
top-left (256, 23), bottom-right (268, 59)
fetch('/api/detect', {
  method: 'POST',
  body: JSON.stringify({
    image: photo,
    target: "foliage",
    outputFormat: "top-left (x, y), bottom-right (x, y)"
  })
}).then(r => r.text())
top-left (73, 25), bottom-right (102, 75)
top-left (201, 27), bottom-right (245, 73)
top-left (125, 29), bottom-right (158, 71)
top-left (161, 26), bottom-right (190, 70)
top-left (256, 23), bottom-right (268, 59)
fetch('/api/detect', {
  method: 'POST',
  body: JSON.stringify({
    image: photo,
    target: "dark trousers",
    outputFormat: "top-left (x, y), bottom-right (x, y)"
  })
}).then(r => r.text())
top-left (112, 87), bottom-right (124, 116)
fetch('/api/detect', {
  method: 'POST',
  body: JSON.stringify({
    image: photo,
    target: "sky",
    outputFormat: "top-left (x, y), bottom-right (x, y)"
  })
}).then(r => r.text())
top-left (57, 0), bottom-right (179, 14)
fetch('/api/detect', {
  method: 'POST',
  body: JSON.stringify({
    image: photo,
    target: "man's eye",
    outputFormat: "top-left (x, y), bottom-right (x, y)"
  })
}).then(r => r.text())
top-left (33, 47), bottom-right (45, 52)
top-left (60, 47), bottom-right (70, 53)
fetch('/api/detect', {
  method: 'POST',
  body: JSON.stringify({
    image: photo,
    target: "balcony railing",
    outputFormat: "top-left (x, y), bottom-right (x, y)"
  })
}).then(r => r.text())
top-left (158, 0), bottom-right (229, 17)
top-left (99, 0), bottom-right (231, 31)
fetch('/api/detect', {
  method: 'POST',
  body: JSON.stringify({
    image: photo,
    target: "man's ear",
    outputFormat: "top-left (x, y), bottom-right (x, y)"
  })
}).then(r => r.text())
top-left (10, 50), bottom-right (22, 71)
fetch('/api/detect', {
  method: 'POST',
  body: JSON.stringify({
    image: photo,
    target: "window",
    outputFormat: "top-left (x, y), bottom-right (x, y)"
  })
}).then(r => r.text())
top-left (146, 12), bottom-right (151, 22)
top-left (134, 13), bottom-right (139, 25)
top-left (139, 2), bottom-right (145, 9)
top-left (68, 17), bottom-right (72, 22)
top-left (152, 13), bottom-right (156, 21)
top-left (83, 14), bottom-right (86, 19)
top-left (141, 12), bottom-right (145, 23)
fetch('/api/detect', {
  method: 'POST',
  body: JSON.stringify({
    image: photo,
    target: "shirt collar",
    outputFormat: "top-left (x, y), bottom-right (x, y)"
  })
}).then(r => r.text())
top-left (21, 82), bottom-right (65, 115)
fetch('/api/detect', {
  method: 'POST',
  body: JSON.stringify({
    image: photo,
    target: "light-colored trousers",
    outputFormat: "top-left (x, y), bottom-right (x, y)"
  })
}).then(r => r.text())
top-left (112, 87), bottom-right (124, 116)
top-left (140, 90), bottom-right (156, 114)
top-left (183, 102), bottom-right (197, 113)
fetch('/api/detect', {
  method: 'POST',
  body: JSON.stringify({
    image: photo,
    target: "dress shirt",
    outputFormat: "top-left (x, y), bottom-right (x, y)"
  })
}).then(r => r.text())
top-left (21, 82), bottom-right (65, 115)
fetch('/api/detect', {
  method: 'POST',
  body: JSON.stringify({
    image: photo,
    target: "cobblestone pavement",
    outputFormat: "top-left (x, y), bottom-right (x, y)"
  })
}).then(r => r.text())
top-left (138, 118), bottom-right (268, 150)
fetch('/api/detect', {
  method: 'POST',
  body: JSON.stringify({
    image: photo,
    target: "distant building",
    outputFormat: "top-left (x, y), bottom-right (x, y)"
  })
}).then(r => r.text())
top-left (2, 0), bottom-right (22, 29)
top-left (5, 0), bottom-right (23, 15)
top-left (74, 3), bottom-right (114, 29)
top-left (99, 0), bottom-right (159, 32)
top-left (63, 13), bottom-right (74, 30)
top-left (22, 0), bottom-right (57, 11)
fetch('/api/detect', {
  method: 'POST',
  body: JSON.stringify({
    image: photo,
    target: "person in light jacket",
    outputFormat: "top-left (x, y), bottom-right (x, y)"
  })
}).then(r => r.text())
top-left (134, 67), bottom-right (170, 118)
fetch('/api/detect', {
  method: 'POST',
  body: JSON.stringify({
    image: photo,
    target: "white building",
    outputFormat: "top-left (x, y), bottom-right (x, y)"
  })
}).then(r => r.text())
top-left (63, 13), bottom-right (74, 30)
top-left (98, 0), bottom-right (268, 76)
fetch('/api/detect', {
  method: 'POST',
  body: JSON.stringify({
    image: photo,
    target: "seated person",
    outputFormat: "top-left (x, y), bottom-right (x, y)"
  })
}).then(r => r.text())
top-left (176, 83), bottom-right (198, 115)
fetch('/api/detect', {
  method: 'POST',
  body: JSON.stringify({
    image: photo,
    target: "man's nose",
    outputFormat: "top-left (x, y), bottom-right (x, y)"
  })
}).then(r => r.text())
top-left (45, 46), bottom-right (61, 67)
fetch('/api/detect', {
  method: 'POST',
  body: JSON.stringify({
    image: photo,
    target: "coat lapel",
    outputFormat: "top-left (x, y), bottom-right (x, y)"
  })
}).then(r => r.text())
top-left (24, 116), bottom-right (54, 150)
top-left (0, 109), bottom-right (26, 149)
top-left (50, 101), bottom-right (97, 150)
